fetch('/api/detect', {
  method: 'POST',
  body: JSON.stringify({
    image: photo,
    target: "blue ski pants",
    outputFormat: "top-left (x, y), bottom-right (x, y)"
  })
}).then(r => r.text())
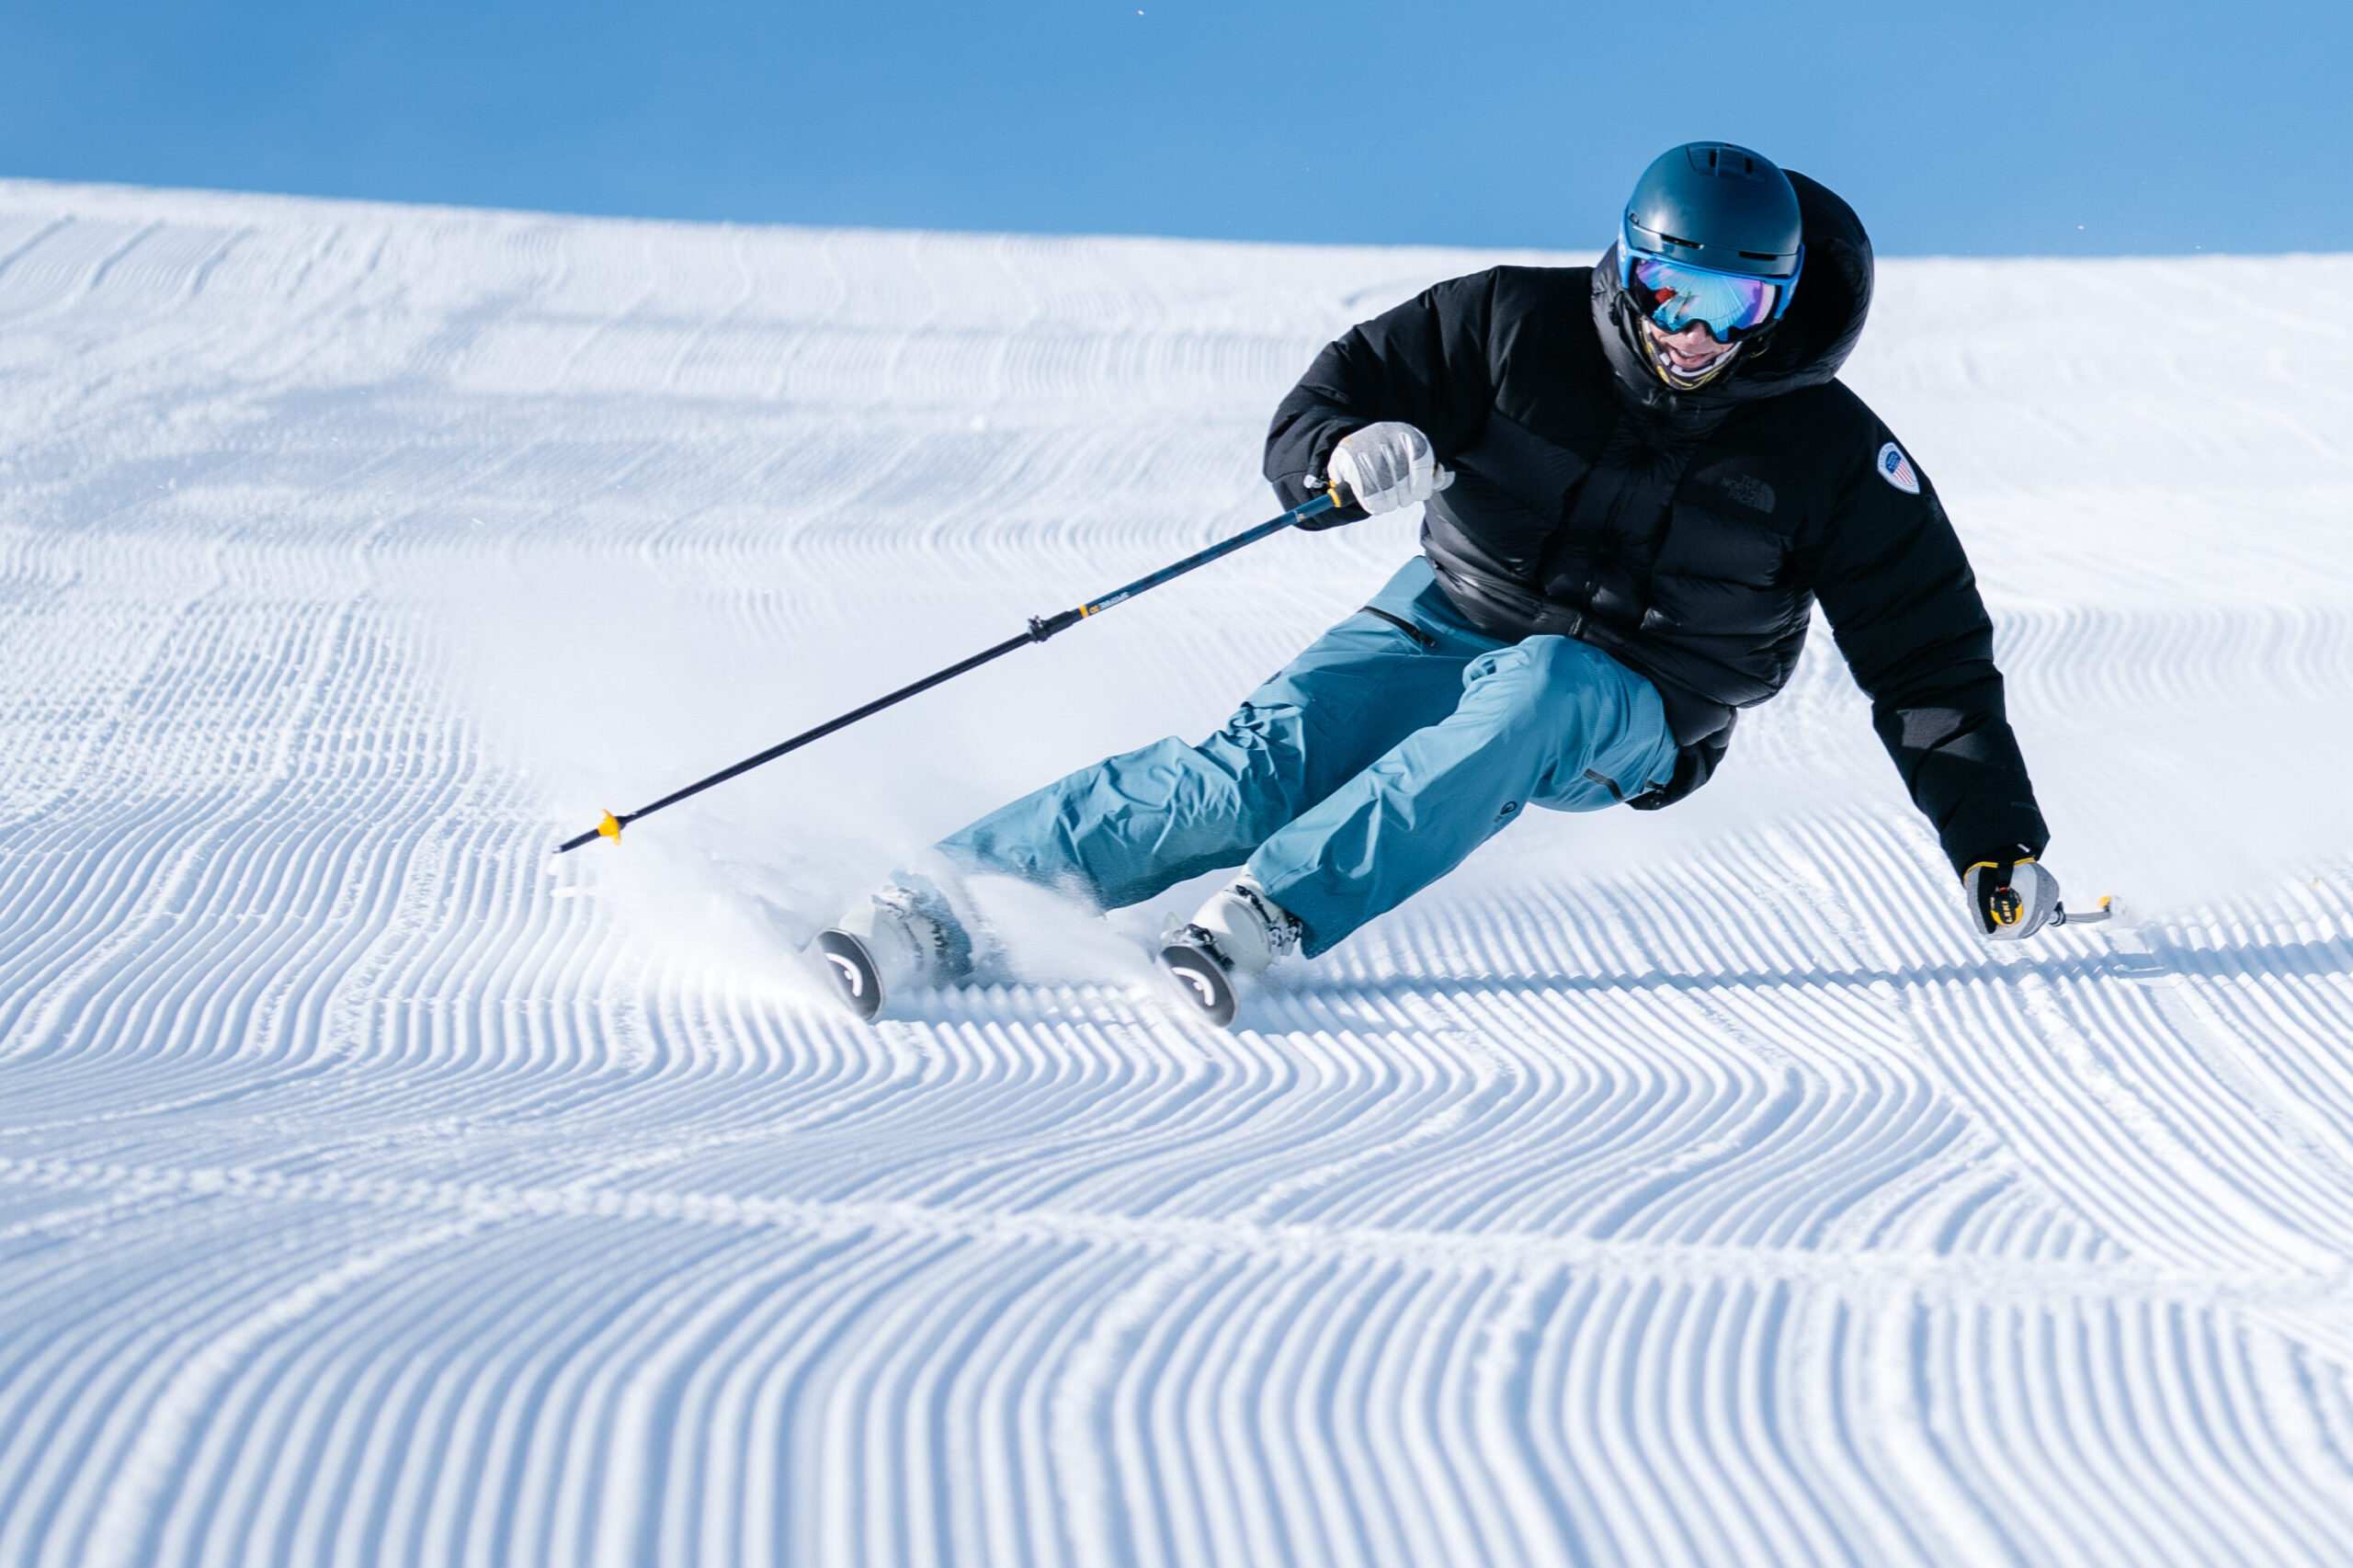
top-left (938, 555), bottom-right (1679, 957)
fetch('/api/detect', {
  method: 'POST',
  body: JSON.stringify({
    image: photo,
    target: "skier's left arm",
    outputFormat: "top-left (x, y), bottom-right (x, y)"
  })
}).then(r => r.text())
top-left (1807, 433), bottom-right (2052, 905)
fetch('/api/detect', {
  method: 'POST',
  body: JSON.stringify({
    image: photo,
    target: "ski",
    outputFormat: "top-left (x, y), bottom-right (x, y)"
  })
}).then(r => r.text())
top-left (810, 920), bottom-right (1247, 1028)
top-left (814, 929), bottom-right (887, 1021)
top-left (1154, 928), bottom-right (1240, 1028)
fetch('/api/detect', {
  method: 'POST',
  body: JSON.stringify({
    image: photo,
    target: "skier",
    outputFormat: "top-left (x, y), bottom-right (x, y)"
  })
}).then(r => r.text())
top-left (818, 141), bottom-right (2061, 1024)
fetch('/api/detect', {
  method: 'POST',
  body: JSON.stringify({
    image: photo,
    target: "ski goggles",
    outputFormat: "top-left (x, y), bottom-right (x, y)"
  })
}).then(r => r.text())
top-left (1618, 240), bottom-right (1802, 342)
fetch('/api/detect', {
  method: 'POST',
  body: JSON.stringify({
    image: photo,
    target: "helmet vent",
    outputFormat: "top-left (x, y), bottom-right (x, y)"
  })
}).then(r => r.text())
top-left (1688, 143), bottom-right (1767, 180)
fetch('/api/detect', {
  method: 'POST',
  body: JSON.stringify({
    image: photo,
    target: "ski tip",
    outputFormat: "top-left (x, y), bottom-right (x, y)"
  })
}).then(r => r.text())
top-left (815, 929), bottom-right (886, 1021)
top-left (1156, 940), bottom-right (1238, 1028)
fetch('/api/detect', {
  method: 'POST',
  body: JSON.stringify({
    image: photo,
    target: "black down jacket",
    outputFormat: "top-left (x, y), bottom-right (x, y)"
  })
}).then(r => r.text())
top-left (1263, 173), bottom-right (2048, 875)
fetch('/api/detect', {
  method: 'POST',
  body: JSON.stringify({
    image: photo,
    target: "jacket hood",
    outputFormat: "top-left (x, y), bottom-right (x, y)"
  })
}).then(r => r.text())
top-left (1592, 170), bottom-right (1875, 416)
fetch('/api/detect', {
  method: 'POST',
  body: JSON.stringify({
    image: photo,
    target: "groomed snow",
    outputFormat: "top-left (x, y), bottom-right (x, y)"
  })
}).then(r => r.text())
top-left (3, 178), bottom-right (2352, 1566)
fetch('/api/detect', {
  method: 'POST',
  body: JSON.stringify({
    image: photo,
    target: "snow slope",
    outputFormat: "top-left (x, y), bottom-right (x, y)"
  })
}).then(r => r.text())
top-left (2, 179), bottom-right (2352, 1566)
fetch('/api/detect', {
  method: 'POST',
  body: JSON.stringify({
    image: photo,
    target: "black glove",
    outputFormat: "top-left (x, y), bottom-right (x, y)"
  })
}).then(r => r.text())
top-left (1963, 856), bottom-right (2060, 939)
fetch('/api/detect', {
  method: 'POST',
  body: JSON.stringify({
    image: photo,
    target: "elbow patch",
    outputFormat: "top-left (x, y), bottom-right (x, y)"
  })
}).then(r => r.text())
top-left (1897, 706), bottom-right (1989, 754)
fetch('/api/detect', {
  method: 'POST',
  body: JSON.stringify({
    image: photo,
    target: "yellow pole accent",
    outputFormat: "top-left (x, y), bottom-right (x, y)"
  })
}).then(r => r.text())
top-left (597, 811), bottom-right (622, 843)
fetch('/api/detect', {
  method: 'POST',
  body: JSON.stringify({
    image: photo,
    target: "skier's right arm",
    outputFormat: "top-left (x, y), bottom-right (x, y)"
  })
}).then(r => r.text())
top-left (1264, 269), bottom-right (1503, 527)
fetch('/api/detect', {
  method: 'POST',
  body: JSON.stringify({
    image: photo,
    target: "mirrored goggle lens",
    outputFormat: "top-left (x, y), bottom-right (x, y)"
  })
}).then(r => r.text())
top-left (1631, 256), bottom-right (1782, 337)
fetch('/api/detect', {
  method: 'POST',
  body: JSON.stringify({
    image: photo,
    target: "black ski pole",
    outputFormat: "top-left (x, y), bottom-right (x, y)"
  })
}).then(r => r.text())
top-left (556, 485), bottom-right (1344, 853)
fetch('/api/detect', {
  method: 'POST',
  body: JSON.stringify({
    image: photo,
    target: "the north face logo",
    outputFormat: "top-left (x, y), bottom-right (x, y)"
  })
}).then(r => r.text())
top-left (1716, 473), bottom-right (1776, 513)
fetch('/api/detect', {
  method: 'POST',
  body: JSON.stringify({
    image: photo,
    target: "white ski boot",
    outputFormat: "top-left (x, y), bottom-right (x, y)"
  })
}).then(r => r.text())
top-left (816, 877), bottom-right (972, 1020)
top-left (1156, 875), bottom-right (1302, 1028)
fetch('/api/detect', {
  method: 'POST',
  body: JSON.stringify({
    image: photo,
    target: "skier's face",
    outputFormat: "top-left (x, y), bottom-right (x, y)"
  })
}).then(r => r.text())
top-left (1642, 316), bottom-right (1738, 378)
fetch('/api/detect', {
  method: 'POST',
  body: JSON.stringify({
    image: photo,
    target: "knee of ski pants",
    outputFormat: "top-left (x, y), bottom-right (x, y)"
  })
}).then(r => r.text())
top-left (1458, 635), bottom-right (1678, 809)
top-left (936, 710), bottom-right (1320, 913)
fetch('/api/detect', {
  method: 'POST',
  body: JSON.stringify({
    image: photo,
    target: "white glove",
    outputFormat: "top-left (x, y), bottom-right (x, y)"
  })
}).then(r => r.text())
top-left (1327, 422), bottom-right (1438, 514)
top-left (1964, 858), bottom-right (2060, 940)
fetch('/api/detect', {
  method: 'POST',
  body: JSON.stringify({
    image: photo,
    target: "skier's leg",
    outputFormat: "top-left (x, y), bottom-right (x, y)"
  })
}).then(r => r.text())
top-left (1246, 634), bottom-right (1679, 956)
top-left (938, 557), bottom-right (1501, 909)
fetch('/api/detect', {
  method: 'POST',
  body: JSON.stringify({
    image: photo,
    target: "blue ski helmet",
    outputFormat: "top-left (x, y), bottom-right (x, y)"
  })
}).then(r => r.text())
top-left (1620, 142), bottom-right (1804, 343)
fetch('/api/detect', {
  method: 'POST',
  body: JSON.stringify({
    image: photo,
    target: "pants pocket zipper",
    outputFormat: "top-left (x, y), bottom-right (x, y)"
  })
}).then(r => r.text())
top-left (1359, 606), bottom-right (1438, 649)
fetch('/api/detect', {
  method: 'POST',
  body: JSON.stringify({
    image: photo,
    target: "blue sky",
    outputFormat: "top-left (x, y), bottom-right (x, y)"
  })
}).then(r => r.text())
top-left (3, 1), bottom-right (2347, 255)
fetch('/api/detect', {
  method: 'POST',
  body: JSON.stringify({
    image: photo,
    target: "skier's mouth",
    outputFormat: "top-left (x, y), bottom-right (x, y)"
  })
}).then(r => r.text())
top-left (1638, 318), bottom-right (1742, 389)
top-left (1643, 320), bottom-right (1737, 375)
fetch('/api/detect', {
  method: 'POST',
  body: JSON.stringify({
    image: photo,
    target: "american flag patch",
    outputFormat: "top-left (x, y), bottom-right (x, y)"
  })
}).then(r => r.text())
top-left (1877, 441), bottom-right (1920, 494)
